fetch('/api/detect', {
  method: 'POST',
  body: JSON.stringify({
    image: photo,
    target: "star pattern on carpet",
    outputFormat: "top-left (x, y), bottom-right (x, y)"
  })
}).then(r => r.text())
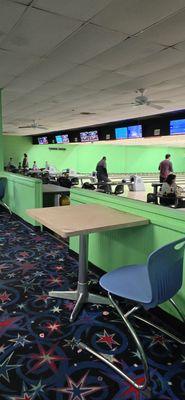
top-left (44, 321), bottom-right (62, 335)
top-left (9, 333), bottom-right (30, 347)
top-left (54, 371), bottom-right (101, 399)
top-left (0, 211), bottom-right (184, 400)
top-left (143, 333), bottom-right (172, 350)
top-left (28, 342), bottom-right (66, 373)
top-left (51, 306), bottom-right (62, 313)
top-left (0, 352), bottom-right (22, 383)
top-left (0, 315), bottom-right (23, 337)
top-left (47, 275), bottom-right (62, 285)
top-left (63, 337), bottom-right (79, 350)
top-left (0, 291), bottom-right (11, 303)
top-left (96, 329), bottom-right (119, 349)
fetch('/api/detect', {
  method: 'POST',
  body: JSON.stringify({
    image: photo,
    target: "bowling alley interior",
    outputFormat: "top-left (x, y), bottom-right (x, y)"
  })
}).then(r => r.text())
top-left (0, 1), bottom-right (185, 399)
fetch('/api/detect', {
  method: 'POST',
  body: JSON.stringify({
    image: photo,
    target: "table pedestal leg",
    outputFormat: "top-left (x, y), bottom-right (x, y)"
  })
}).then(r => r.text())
top-left (49, 233), bottom-right (110, 322)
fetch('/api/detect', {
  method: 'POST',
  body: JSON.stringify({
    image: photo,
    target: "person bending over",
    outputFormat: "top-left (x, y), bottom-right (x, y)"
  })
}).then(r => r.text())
top-left (96, 156), bottom-right (108, 184)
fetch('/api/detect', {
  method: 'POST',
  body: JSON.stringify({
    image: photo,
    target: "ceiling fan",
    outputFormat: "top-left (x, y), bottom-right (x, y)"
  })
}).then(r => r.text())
top-left (132, 88), bottom-right (172, 110)
top-left (116, 89), bottom-right (171, 110)
top-left (18, 120), bottom-right (47, 129)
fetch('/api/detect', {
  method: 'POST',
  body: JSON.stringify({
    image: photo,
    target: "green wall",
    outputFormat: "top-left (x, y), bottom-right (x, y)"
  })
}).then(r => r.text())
top-left (3, 135), bottom-right (185, 173)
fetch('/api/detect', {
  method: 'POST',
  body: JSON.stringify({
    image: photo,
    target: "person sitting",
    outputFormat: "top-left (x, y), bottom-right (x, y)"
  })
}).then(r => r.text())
top-left (58, 173), bottom-right (72, 188)
top-left (32, 161), bottom-right (38, 171)
top-left (160, 174), bottom-right (177, 206)
top-left (6, 158), bottom-right (16, 172)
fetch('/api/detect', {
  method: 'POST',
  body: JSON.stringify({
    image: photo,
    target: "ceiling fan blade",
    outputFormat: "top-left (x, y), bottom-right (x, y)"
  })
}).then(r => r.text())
top-left (148, 102), bottom-right (164, 110)
top-left (132, 102), bottom-right (142, 106)
top-left (150, 99), bottom-right (171, 104)
top-left (18, 125), bottom-right (32, 128)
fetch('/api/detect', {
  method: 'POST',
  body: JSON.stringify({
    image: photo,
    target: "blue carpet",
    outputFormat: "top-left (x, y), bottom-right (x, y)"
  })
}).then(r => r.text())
top-left (0, 210), bottom-right (184, 400)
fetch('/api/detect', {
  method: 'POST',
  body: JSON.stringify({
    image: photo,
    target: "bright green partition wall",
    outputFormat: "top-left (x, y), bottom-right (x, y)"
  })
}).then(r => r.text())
top-left (3, 172), bottom-right (43, 226)
top-left (70, 188), bottom-right (185, 319)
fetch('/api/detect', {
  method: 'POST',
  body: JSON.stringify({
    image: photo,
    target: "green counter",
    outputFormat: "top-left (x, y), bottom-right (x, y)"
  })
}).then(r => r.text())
top-left (2, 172), bottom-right (42, 226)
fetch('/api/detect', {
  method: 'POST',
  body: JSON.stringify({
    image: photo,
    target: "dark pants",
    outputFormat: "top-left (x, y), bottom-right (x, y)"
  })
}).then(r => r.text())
top-left (160, 176), bottom-right (166, 183)
top-left (160, 193), bottom-right (176, 206)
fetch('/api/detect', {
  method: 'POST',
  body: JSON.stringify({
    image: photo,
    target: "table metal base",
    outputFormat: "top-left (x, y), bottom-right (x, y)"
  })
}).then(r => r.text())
top-left (49, 282), bottom-right (110, 322)
top-left (49, 233), bottom-right (110, 322)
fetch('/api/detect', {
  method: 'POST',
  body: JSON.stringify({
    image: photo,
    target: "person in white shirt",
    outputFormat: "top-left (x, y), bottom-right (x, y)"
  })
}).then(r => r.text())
top-left (45, 161), bottom-right (50, 170)
top-left (32, 161), bottom-right (38, 171)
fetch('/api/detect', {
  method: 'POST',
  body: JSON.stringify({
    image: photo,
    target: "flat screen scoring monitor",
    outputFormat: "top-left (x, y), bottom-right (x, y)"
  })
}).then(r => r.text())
top-left (115, 125), bottom-right (142, 139)
top-left (55, 134), bottom-right (69, 143)
top-left (80, 130), bottom-right (99, 142)
top-left (115, 127), bottom-right (127, 139)
top-left (127, 124), bottom-right (142, 138)
top-left (170, 119), bottom-right (185, 135)
top-left (38, 136), bottom-right (48, 144)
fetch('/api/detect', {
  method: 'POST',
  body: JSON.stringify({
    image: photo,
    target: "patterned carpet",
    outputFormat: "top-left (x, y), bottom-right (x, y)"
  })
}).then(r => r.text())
top-left (0, 209), bottom-right (184, 400)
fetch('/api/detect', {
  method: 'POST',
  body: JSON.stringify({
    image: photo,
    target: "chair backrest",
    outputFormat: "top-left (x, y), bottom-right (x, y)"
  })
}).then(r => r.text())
top-left (147, 238), bottom-right (185, 307)
top-left (82, 182), bottom-right (95, 190)
top-left (71, 177), bottom-right (79, 186)
top-left (0, 178), bottom-right (7, 200)
top-left (58, 177), bottom-right (72, 188)
top-left (98, 183), bottom-right (112, 194)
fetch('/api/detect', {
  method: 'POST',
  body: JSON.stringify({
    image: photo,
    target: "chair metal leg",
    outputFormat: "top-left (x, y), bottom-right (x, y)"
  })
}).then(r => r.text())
top-left (169, 298), bottom-right (185, 323)
top-left (133, 314), bottom-right (185, 345)
top-left (0, 201), bottom-right (12, 215)
top-left (78, 293), bottom-right (149, 390)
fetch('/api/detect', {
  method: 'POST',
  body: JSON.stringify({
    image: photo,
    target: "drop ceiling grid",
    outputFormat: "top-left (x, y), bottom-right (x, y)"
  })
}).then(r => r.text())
top-left (2, 0), bottom-right (185, 134)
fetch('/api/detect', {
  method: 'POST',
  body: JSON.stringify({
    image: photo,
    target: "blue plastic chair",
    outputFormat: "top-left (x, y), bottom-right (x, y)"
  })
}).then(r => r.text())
top-left (78, 238), bottom-right (185, 390)
top-left (0, 178), bottom-right (11, 214)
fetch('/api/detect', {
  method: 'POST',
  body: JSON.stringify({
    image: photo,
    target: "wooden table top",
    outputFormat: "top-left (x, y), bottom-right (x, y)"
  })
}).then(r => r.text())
top-left (42, 184), bottom-right (70, 193)
top-left (27, 204), bottom-right (149, 238)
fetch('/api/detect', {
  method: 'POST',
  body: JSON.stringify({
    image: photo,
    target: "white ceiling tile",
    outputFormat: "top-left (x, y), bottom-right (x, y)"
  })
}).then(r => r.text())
top-left (5, 59), bottom-right (75, 91)
top-left (1, 7), bottom-right (82, 56)
top-left (85, 37), bottom-right (163, 71)
top-left (9, 0), bottom-right (32, 4)
top-left (49, 65), bottom-right (104, 86)
top-left (0, 0), bottom-right (26, 35)
top-left (34, 0), bottom-right (112, 21)
top-left (3, 0), bottom-right (185, 134)
top-left (0, 48), bottom-right (38, 81)
top-left (139, 9), bottom-right (185, 46)
top-left (83, 71), bottom-right (129, 90)
top-left (92, 0), bottom-right (185, 35)
top-left (51, 23), bottom-right (125, 64)
top-left (117, 48), bottom-right (185, 77)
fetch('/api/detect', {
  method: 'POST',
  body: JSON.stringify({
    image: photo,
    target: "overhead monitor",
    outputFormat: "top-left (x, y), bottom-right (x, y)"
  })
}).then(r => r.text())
top-left (55, 134), bottom-right (70, 143)
top-left (170, 119), bottom-right (185, 135)
top-left (88, 131), bottom-right (99, 141)
top-left (55, 135), bottom-right (63, 143)
top-left (80, 130), bottom-right (99, 142)
top-left (62, 134), bottom-right (69, 143)
top-left (115, 127), bottom-right (127, 139)
top-left (38, 136), bottom-right (48, 144)
top-left (127, 125), bottom-right (142, 138)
